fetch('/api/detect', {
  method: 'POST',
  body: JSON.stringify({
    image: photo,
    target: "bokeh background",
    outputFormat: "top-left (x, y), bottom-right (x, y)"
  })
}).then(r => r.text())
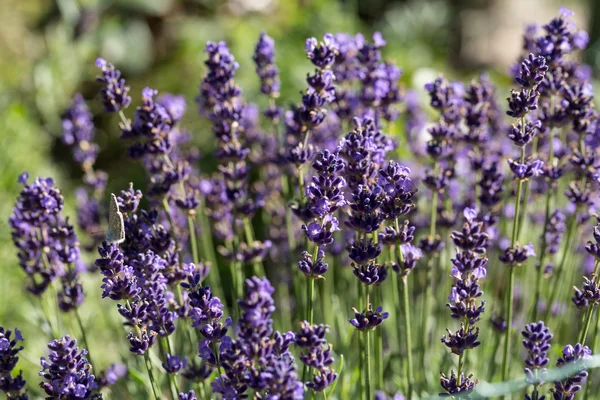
top-left (0, 0), bottom-right (599, 397)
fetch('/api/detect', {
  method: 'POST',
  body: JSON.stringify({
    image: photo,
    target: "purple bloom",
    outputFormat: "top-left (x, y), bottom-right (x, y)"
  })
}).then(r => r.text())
top-left (302, 214), bottom-right (341, 246)
top-left (62, 94), bottom-right (98, 166)
top-left (39, 335), bottom-right (99, 399)
top-left (298, 250), bottom-right (329, 278)
top-left (522, 321), bottom-right (553, 384)
top-left (253, 32), bottom-right (280, 98)
top-left (295, 322), bottom-right (337, 391)
top-left (550, 343), bottom-right (592, 400)
top-left (441, 324), bottom-right (481, 356)
top-left (348, 305), bottom-right (389, 331)
top-left (0, 327), bottom-right (27, 399)
top-left (305, 34), bottom-right (338, 68)
top-left (439, 371), bottom-right (477, 397)
top-left (9, 174), bottom-right (85, 300)
top-left (95, 58), bottom-right (131, 113)
top-left (216, 277), bottom-right (303, 399)
top-left (163, 353), bottom-right (188, 374)
top-left (97, 363), bottom-right (127, 388)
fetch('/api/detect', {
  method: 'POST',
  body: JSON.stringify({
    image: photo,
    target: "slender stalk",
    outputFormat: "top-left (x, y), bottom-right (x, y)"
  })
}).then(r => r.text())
top-left (374, 286), bottom-right (383, 390)
top-left (365, 328), bottom-right (372, 400)
top-left (583, 309), bottom-right (600, 400)
top-left (517, 136), bottom-right (538, 240)
top-left (306, 277), bottom-right (315, 325)
top-left (401, 276), bottom-right (414, 400)
top-left (544, 207), bottom-right (579, 322)
top-left (502, 145), bottom-right (526, 382)
top-left (161, 198), bottom-right (181, 257)
top-left (38, 294), bottom-right (58, 338)
top-left (158, 338), bottom-right (178, 400)
top-left (579, 261), bottom-right (600, 345)
top-left (187, 215), bottom-right (200, 266)
top-left (143, 352), bottom-right (161, 400)
top-left (74, 309), bottom-right (94, 368)
top-left (580, 308), bottom-right (595, 345)
top-left (243, 217), bottom-right (266, 277)
top-left (196, 197), bottom-right (218, 268)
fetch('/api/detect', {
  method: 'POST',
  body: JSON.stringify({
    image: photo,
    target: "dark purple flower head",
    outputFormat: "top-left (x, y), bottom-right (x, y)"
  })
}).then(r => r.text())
top-left (508, 120), bottom-right (542, 147)
top-left (305, 149), bottom-right (347, 218)
top-left (302, 214), bottom-right (340, 246)
top-left (305, 34), bottom-right (339, 69)
top-left (441, 324), bottom-right (481, 355)
top-left (253, 32), bottom-right (280, 98)
top-left (298, 250), bottom-right (329, 278)
top-left (515, 53), bottom-right (549, 89)
top-left (62, 94), bottom-right (98, 167)
top-left (353, 263), bottom-right (387, 286)
top-left (179, 391), bottom-right (197, 400)
top-left (522, 321), bottom-right (553, 383)
top-left (550, 343), bottom-right (591, 400)
top-left (97, 363), bottom-right (127, 388)
top-left (121, 87), bottom-right (173, 158)
top-left (95, 57), bottom-right (131, 113)
top-left (508, 159), bottom-right (544, 180)
top-left (39, 335), bottom-right (99, 399)
top-left (439, 371), bottom-right (477, 397)
top-left (0, 327), bottom-right (27, 399)
top-left (499, 242), bottom-right (536, 265)
top-left (348, 305), bottom-right (389, 331)
top-left (506, 89), bottom-right (539, 118)
top-left (378, 221), bottom-right (415, 245)
top-left (10, 174), bottom-right (86, 297)
top-left (163, 353), bottom-right (188, 374)
top-left (572, 277), bottom-right (600, 308)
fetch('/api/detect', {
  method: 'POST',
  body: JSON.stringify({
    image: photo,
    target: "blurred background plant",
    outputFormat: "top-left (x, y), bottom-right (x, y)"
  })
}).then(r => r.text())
top-left (1, 0), bottom-right (599, 398)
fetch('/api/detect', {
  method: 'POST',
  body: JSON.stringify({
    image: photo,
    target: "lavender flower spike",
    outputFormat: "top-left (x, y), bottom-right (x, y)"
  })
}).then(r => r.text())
top-left (0, 327), bottom-right (27, 399)
top-left (95, 58), bottom-right (131, 113)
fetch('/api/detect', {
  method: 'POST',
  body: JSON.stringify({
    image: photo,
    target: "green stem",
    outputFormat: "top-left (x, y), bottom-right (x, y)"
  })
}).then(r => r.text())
top-left (162, 198), bottom-right (181, 257)
top-left (144, 352), bottom-right (161, 400)
top-left (243, 217), bottom-right (265, 277)
top-left (187, 215), bottom-right (199, 266)
top-left (306, 277), bottom-right (315, 325)
top-left (502, 145), bottom-right (526, 382)
top-left (74, 309), bottom-right (94, 368)
top-left (583, 309), bottom-right (600, 400)
top-left (374, 287), bottom-right (383, 391)
top-left (544, 208), bottom-right (579, 322)
top-left (365, 328), bottom-right (372, 400)
top-left (401, 276), bottom-right (414, 400)
top-left (159, 337), bottom-right (178, 400)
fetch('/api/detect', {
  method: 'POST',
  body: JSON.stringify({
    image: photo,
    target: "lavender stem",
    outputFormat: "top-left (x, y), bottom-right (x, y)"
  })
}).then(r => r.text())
top-left (502, 144), bottom-right (526, 382)
top-left (144, 351), bottom-right (161, 400)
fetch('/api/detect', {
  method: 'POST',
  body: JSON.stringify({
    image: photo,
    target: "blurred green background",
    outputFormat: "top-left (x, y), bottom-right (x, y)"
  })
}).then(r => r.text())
top-left (0, 0), bottom-right (598, 397)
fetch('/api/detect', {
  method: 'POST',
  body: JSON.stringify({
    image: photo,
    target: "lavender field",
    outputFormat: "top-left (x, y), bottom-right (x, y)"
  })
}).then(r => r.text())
top-left (3, 1), bottom-right (600, 399)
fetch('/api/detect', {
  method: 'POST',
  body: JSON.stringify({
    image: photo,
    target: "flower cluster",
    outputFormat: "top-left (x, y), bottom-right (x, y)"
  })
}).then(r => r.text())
top-left (9, 173), bottom-right (85, 311)
top-left (295, 322), bottom-right (338, 391)
top-left (522, 321), bottom-right (553, 385)
top-left (39, 335), bottom-right (100, 399)
top-left (214, 277), bottom-right (303, 399)
top-left (0, 327), bottom-right (27, 399)
top-left (550, 343), bottom-right (592, 400)
top-left (95, 186), bottom-right (180, 355)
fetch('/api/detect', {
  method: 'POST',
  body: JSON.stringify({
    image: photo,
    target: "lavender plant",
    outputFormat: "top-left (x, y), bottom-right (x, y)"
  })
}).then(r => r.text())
top-left (6, 7), bottom-right (600, 400)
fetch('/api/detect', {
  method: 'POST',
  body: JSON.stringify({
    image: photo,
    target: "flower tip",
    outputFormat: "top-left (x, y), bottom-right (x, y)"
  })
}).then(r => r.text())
top-left (559, 7), bottom-right (574, 17)
top-left (95, 57), bottom-right (107, 68)
top-left (17, 171), bottom-right (29, 185)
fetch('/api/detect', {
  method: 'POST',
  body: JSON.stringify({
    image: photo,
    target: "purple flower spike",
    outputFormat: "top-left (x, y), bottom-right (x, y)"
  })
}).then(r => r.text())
top-left (39, 335), bottom-right (99, 399)
top-left (0, 327), bottom-right (27, 399)
top-left (95, 57), bottom-right (131, 113)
